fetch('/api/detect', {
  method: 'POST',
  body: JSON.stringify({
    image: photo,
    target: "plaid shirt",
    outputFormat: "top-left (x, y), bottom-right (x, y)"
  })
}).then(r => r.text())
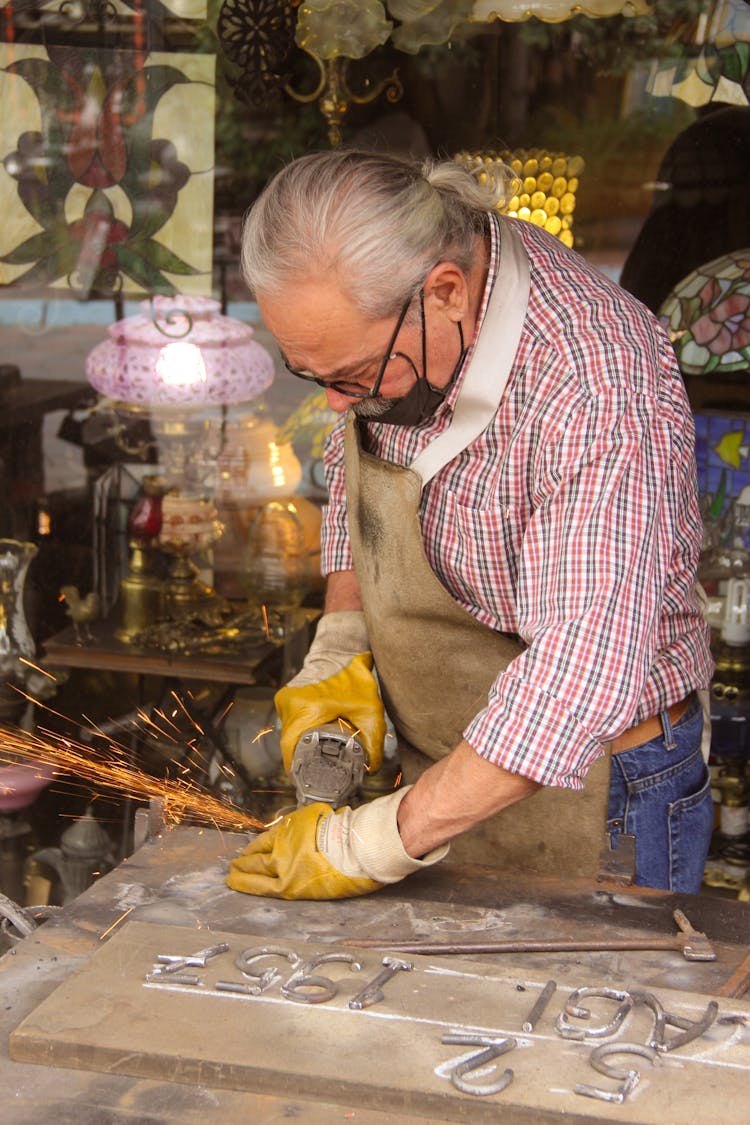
top-left (321, 215), bottom-right (713, 789)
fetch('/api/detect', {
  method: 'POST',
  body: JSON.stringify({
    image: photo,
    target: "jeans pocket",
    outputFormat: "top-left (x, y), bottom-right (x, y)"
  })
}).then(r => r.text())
top-left (667, 766), bottom-right (713, 894)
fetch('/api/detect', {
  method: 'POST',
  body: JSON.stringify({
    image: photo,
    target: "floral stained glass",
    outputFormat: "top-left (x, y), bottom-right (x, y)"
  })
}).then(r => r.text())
top-left (27, 0), bottom-right (208, 19)
top-left (0, 44), bottom-right (216, 297)
top-left (693, 411), bottom-right (750, 518)
top-left (659, 249), bottom-right (750, 377)
top-left (647, 0), bottom-right (750, 109)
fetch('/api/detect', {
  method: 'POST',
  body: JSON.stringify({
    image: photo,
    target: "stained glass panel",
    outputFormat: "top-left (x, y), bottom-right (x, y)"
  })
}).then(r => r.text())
top-left (694, 410), bottom-right (750, 517)
top-left (0, 44), bottom-right (216, 297)
top-left (659, 249), bottom-right (750, 377)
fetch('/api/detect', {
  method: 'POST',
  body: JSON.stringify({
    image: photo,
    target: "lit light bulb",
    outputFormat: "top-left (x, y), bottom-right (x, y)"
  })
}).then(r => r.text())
top-left (156, 342), bottom-right (207, 387)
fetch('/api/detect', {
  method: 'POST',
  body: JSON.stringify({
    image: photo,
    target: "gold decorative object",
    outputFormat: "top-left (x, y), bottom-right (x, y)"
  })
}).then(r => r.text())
top-left (158, 493), bottom-right (225, 619)
top-left (454, 148), bottom-right (585, 248)
top-left (469, 1), bottom-right (649, 20)
top-left (129, 604), bottom-right (271, 656)
top-left (242, 501), bottom-right (311, 631)
top-left (116, 546), bottom-right (165, 645)
top-left (115, 475), bottom-right (166, 645)
top-left (287, 0), bottom-right (402, 145)
top-left (60, 586), bottom-right (102, 644)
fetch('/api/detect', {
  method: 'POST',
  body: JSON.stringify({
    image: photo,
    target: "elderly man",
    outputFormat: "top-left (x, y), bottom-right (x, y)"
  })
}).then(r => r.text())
top-left (227, 150), bottom-right (714, 901)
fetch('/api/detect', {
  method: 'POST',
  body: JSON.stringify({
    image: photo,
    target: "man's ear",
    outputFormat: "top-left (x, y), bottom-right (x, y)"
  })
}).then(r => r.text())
top-left (423, 261), bottom-right (469, 323)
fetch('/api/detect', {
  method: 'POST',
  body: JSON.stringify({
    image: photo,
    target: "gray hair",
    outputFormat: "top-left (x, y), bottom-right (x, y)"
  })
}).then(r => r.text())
top-left (240, 150), bottom-right (511, 318)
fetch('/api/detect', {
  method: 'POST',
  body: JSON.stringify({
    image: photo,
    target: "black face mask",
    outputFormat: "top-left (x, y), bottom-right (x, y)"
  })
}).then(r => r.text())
top-left (371, 319), bottom-right (467, 427)
top-left (370, 375), bottom-right (451, 426)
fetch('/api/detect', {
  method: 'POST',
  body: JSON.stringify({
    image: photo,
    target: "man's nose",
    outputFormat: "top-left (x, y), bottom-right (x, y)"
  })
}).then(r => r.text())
top-left (324, 387), bottom-right (354, 413)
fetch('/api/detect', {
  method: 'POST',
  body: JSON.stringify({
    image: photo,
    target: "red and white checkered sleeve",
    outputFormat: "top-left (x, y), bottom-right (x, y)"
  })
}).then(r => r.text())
top-left (464, 381), bottom-right (688, 789)
top-left (320, 415), bottom-right (354, 576)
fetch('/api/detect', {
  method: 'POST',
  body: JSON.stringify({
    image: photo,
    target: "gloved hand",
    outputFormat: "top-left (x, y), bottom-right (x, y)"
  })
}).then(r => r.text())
top-left (274, 610), bottom-right (386, 774)
top-left (226, 786), bottom-right (449, 900)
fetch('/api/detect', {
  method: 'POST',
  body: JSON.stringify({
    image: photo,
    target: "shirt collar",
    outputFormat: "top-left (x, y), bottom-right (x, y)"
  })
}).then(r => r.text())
top-left (438, 213), bottom-right (501, 417)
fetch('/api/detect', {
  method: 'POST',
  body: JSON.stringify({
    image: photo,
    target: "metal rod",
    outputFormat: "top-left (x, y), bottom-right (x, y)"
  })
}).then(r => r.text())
top-left (344, 938), bottom-right (693, 956)
top-left (522, 979), bottom-right (557, 1033)
top-left (716, 951), bottom-right (750, 999)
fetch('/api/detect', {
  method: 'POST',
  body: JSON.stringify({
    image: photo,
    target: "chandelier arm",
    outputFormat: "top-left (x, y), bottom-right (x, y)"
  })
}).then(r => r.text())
top-left (283, 48), bottom-right (327, 104)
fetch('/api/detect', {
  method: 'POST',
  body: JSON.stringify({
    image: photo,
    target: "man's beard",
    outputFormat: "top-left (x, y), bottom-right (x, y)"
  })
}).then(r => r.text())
top-left (352, 395), bottom-right (399, 419)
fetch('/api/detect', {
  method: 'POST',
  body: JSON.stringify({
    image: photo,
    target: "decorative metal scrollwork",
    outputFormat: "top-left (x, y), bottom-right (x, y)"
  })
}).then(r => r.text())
top-left (217, 0), bottom-right (298, 108)
top-left (58, 0), bottom-right (119, 27)
top-left (149, 298), bottom-right (194, 339)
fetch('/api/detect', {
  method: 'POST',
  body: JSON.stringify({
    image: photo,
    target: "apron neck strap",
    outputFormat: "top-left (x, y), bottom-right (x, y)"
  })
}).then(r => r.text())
top-left (409, 219), bottom-right (530, 488)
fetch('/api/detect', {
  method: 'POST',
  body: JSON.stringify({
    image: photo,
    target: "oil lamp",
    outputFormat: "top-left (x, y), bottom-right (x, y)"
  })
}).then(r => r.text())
top-left (85, 296), bottom-right (275, 497)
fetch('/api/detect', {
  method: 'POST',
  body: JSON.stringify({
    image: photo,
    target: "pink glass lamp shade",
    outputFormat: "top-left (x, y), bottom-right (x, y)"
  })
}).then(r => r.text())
top-left (85, 296), bottom-right (274, 407)
top-left (0, 763), bottom-right (55, 811)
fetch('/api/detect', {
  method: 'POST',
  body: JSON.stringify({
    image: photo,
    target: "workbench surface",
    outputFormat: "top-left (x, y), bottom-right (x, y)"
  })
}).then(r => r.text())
top-left (2, 826), bottom-right (748, 1123)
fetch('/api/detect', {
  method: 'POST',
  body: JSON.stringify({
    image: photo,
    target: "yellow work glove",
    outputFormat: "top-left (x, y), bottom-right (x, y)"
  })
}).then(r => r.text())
top-left (226, 786), bottom-right (449, 900)
top-left (274, 610), bottom-right (386, 774)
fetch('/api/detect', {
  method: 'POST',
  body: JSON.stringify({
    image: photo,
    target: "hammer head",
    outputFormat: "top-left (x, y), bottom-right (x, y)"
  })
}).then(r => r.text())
top-left (674, 909), bottom-right (716, 961)
top-left (679, 932), bottom-right (716, 961)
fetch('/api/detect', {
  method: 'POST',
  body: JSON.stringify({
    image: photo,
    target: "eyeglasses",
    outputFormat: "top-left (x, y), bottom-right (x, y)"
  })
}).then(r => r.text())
top-left (281, 294), bottom-right (414, 400)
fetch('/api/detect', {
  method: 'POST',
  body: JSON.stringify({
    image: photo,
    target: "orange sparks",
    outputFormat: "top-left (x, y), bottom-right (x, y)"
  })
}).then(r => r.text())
top-left (251, 726), bottom-right (274, 744)
top-left (136, 707), bottom-right (182, 744)
top-left (18, 657), bottom-right (57, 681)
top-left (0, 723), bottom-right (265, 834)
top-left (154, 708), bottom-right (183, 735)
top-left (261, 604), bottom-right (270, 639)
top-left (215, 699), bottom-right (235, 726)
top-left (170, 690), bottom-right (205, 736)
top-left (99, 906), bottom-right (134, 940)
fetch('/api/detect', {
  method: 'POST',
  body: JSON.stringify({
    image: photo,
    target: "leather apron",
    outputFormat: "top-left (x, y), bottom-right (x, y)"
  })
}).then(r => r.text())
top-left (344, 222), bottom-right (611, 877)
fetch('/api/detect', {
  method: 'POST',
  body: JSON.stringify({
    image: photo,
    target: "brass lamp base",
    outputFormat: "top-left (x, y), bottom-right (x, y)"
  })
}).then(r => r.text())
top-left (164, 552), bottom-right (219, 620)
top-left (116, 546), bottom-right (165, 645)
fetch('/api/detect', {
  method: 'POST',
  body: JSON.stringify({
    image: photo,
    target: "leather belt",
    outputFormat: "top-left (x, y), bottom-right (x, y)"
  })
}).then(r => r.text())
top-left (609, 693), bottom-right (695, 755)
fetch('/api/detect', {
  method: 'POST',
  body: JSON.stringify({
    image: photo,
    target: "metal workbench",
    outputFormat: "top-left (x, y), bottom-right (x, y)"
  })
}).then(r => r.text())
top-left (1, 826), bottom-right (749, 1123)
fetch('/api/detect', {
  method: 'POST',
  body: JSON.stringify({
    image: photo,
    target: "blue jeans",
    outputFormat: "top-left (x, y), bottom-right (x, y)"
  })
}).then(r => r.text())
top-left (607, 695), bottom-right (713, 893)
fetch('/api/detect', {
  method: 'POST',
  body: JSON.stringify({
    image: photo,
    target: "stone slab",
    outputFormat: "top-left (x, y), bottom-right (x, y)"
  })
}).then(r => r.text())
top-left (9, 919), bottom-right (750, 1124)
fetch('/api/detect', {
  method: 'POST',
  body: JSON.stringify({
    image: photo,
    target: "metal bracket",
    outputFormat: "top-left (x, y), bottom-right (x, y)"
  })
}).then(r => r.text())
top-left (597, 832), bottom-right (636, 885)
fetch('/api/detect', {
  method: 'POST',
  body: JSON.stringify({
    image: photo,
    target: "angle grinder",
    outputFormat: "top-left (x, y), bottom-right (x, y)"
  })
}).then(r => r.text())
top-left (290, 722), bottom-right (367, 808)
